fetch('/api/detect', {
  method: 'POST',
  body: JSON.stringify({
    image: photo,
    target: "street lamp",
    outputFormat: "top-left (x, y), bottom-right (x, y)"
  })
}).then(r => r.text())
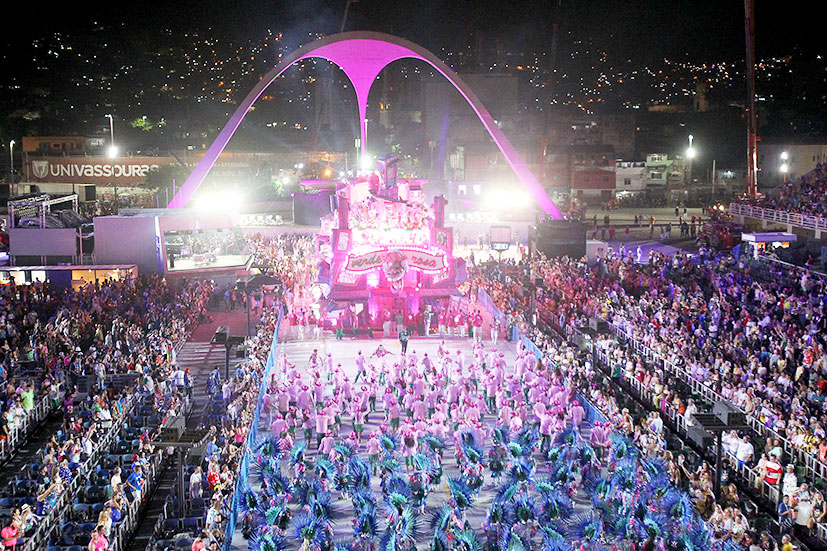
top-left (685, 135), bottom-right (696, 184)
top-left (105, 114), bottom-right (119, 213)
top-left (8, 140), bottom-right (14, 196)
top-left (780, 151), bottom-right (789, 182)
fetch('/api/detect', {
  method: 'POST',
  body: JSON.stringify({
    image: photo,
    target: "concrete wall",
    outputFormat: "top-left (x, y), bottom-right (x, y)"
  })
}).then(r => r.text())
top-left (93, 216), bottom-right (161, 274)
top-left (10, 228), bottom-right (77, 257)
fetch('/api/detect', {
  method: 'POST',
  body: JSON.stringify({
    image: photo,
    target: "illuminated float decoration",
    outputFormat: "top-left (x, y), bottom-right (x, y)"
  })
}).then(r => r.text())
top-left (316, 155), bottom-right (466, 325)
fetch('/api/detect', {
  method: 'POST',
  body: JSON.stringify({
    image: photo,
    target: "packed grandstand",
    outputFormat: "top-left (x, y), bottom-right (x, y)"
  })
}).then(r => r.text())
top-left (0, 230), bottom-right (825, 551)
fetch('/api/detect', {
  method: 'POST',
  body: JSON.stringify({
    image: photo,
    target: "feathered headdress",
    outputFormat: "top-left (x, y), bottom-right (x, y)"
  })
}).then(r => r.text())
top-left (291, 512), bottom-right (328, 548)
top-left (289, 441), bottom-right (307, 468)
top-left (447, 477), bottom-right (476, 510)
top-left (333, 442), bottom-right (355, 460)
top-left (452, 527), bottom-right (483, 551)
top-left (540, 524), bottom-right (567, 551)
top-left (257, 502), bottom-right (288, 528)
top-left (566, 512), bottom-right (604, 543)
top-left (379, 432), bottom-right (400, 456)
top-left (307, 491), bottom-right (338, 524)
top-left (256, 436), bottom-right (283, 462)
top-left (238, 486), bottom-right (259, 519)
top-left (381, 472), bottom-right (410, 498)
top-left (507, 458), bottom-right (535, 485)
top-left (421, 434), bottom-right (445, 454)
top-left (263, 471), bottom-right (293, 498)
top-left (644, 472), bottom-right (672, 502)
top-left (460, 431), bottom-right (483, 464)
top-left (536, 483), bottom-right (573, 521)
top-left (662, 490), bottom-right (693, 527)
top-left (579, 443), bottom-right (598, 468)
top-left (582, 472), bottom-right (611, 498)
top-left (634, 513), bottom-right (666, 541)
top-left (514, 426), bottom-right (539, 451)
top-left (507, 442), bottom-right (524, 458)
top-left (507, 494), bottom-right (537, 525)
top-left (412, 453), bottom-right (437, 478)
top-left (379, 456), bottom-right (402, 475)
top-left (353, 505), bottom-right (378, 539)
top-left (385, 492), bottom-right (411, 517)
top-left (554, 427), bottom-right (579, 448)
top-left (668, 520), bottom-right (712, 551)
top-left (430, 505), bottom-right (454, 549)
top-left (380, 508), bottom-right (417, 551)
top-left (294, 478), bottom-right (323, 507)
top-left (491, 425), bottom-right (510, 445)
top-left (249, 525), bottom-right (287, 551)
top-left (332, 540), bottom-right (355, 551)
top-left (346, 456), bottom-right (371, 492)
top-left (315, 457), bottom-right (336, 480)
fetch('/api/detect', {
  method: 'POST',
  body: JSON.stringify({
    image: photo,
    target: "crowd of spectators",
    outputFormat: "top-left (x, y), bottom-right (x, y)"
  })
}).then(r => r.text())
top-left (473, 246), bottom-right (827, 546)
top-left (478, 249), bottom-right (827, 463)
top-left (246, 234), bottom-right (316, 291)
top-left (0, 275), bottom-right (213, 551)
top-left (158, 301), bottom-right (283, 551)
top-left (738, 163), bottom-right (827, 218)
top-left (246, 234), bottom-right (318, 320)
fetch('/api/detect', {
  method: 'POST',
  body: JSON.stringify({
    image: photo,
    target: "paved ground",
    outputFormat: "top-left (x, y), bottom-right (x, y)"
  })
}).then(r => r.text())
top-left (230, 334), bottom-right (596, 550)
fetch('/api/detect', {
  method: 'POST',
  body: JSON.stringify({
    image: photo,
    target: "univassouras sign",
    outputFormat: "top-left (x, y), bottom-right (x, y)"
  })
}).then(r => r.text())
top-left (26, 156), bottom-right (176, 185)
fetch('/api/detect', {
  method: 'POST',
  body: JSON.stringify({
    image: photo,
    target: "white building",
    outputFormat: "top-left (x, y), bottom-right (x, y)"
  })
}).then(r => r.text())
top-left (613, 161), bottom-right (647, 195)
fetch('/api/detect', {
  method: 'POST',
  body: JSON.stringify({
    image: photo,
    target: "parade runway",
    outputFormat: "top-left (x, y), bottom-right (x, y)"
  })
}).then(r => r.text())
top-left (231, 334), bottom-right (596, 550)
top-left (278, 334), bottom-right (520, 381)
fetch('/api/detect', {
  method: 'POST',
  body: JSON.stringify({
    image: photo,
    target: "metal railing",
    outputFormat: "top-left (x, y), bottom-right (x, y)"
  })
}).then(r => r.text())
top-left (476, 284), bottom-right (783, 547)
top-left (592, 344), bottom-right (784, 533)
top-left (730, 202), bottom-right (827, 231)
top-left (607, 317), bottom-right (827, 481)
top-left (0, 394), bottom-right (53, 464)
top-left (22, 394), bottom-right (138, 551)
top-left (596, 324), bottom-right (827, 540)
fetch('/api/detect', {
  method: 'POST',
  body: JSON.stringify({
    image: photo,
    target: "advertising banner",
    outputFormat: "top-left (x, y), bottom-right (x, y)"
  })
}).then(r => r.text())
top-left (27, 156), bottom-right (176, 185)
top-left (345, 248), bottom-right (447, 273)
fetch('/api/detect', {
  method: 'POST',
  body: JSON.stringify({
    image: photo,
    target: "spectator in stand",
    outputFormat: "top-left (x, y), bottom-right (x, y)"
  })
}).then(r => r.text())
top-left (738, 162), bottom-right (827, 218)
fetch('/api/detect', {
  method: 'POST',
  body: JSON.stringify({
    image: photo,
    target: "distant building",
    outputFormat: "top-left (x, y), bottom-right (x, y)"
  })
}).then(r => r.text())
top-left (693, 82), bottom-right (710, 113)
top-left (645, 153), bottom-right (673, 187)
top-left (21, 136), bottom-right (88, 155)
top-left (600, 114), bottom-right (636, 159)
top-left (614, 161), bottom-right (647, 195)
top-left (757, 138), bottom-right (827, 185)
top-left (571, 166), bottom-right (616, 201)
top-left (645, 153), bottom-right (687, 188)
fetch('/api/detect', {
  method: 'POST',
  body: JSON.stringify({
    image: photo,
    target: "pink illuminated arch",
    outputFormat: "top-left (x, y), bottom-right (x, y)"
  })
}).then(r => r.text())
top-left (168, 31), bottom-right (561, 218)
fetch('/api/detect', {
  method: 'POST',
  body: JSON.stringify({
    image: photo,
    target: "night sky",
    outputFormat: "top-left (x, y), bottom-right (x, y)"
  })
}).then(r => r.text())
top-left (6, 0), bottom-right (820, 64)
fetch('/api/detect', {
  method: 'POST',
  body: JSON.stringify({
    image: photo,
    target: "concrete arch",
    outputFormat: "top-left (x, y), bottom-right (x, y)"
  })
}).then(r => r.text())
top-left (168, 31), bottom-right (561, 218)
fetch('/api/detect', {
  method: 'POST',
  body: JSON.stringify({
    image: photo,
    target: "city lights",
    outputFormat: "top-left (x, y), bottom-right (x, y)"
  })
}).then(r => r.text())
top-left (685, 134), bottom-right (696, 159)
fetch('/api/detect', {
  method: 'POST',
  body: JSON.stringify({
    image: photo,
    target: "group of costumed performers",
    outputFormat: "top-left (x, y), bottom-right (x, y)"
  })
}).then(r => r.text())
top-left (239, 338), bottom-right (735, 551)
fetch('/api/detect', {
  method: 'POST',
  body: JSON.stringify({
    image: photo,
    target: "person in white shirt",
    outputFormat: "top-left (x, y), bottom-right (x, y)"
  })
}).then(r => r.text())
top-left (782, 464), bottom-right (798, 497)
top-left (735, 435), bottom-right (754, 469)
top-left (189, 466), bottom-right (203, 499)
top-left (99, 407), bottom-right (113, 429)
top-left (649, 412), bottom-right (664, 435)
top-left (684, 399), bottom-right (697, 427)
top-left (110, 467), bottom-right (122, 495)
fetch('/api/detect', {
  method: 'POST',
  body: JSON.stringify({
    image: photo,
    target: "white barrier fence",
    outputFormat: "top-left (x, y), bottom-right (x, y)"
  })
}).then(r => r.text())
top-left (730, 202), bottom-right (827, 232)
top-left (596, 323), bottom-right (827, 542)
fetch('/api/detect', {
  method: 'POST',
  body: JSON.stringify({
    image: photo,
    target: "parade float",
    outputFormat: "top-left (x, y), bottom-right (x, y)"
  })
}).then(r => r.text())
top-left (316, 157), bottom-right (467, 331)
